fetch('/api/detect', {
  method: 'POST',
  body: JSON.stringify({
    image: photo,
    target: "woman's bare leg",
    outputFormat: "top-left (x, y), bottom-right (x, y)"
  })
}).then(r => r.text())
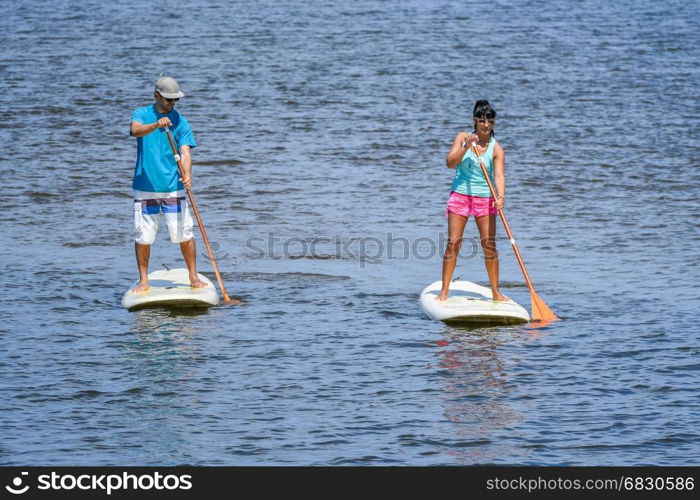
top-left (437, 213), bottom-right (468, 300)
top-left (475, 214), bottom-right (507, 301)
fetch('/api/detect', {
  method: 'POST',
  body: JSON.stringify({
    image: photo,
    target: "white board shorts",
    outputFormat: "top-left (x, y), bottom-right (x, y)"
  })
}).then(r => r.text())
top-left (133, 190), bottom-right (194, 245)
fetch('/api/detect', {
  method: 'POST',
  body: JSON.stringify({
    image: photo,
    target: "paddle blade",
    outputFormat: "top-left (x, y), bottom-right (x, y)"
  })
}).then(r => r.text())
top-left (530, 290), bottom-right (558, 322)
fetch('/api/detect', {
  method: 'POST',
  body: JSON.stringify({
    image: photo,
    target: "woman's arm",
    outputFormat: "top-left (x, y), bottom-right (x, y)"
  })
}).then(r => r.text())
top-left (493, 142), bottom-right (506, 208)
top-left (446, 132), bottom-right (477, 168)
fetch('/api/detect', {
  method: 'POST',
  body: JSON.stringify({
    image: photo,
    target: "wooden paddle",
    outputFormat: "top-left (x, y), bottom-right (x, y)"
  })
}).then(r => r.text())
top-left (469, 141), bottom-right (557, 322)
top-left (165, 129), bottom-right (241, 305)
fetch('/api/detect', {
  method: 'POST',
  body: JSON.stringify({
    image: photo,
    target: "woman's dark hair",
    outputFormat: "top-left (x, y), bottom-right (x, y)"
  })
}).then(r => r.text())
top-left (472, 99), bottom-right (496, 137)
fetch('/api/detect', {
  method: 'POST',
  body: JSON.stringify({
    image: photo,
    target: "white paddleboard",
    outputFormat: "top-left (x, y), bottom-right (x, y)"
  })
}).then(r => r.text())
top-left (121, 268), bottom-right (220, 310)
top-left (420, 280), bottom-right (529, 324)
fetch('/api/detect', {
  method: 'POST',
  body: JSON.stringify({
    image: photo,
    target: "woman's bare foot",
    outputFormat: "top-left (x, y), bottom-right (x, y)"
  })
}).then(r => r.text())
top-left (436, 291), bottom-right (449, 301)
top-left (132, 281), bottom-right (149, 293)
top-left (491, 289), bottom-right (509, 302)
top-left (190, 277), bottom-right (207, 288)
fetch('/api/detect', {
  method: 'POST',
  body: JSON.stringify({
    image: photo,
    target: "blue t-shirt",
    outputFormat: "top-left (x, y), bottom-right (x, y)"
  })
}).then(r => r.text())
top-left (131, 104), bottom-right (196, 192)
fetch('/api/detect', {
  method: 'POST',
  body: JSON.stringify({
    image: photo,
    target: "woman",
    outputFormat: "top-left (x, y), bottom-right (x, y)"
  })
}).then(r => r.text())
top-left (436, 99), bottom-right (507, 302)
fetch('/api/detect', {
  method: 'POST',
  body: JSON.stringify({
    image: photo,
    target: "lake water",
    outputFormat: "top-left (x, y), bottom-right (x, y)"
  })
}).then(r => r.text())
top-left (1, 0), bottom-right (699, 465)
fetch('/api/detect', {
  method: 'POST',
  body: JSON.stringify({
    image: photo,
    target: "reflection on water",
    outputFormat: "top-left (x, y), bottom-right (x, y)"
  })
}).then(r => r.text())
top-left (113, 309), bottom-right (205, 465)
top-left (521, 319), bottom-right (560, 340)
top-left (128, 308), bottom-right (205, 357)
top-left (436, 326), bottom-right (525, 463)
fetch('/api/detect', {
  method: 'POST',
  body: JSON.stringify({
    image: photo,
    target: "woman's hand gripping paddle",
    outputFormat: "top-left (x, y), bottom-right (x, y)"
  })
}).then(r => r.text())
top-left (166, 129), bottom-right (241, 305)
top-left (469, 142), bottom-right (557, 322)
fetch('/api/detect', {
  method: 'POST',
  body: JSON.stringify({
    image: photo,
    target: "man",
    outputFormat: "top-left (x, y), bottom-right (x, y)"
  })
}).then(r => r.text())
top-left (129, 76), bottom-right (206, 292)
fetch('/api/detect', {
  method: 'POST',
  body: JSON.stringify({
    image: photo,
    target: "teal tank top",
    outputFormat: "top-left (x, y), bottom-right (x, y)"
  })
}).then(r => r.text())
top-left (450, 136), bottom-right (496, 197)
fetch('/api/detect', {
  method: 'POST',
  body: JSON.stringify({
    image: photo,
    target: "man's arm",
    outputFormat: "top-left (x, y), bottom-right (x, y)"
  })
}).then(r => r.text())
top-left (130, 117), bottom-right (173, 137)
top-left (179, 145), bottom-right (192, 190)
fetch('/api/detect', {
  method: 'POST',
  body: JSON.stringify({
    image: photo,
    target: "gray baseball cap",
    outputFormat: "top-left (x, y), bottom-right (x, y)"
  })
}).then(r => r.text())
top-left (154, 76), bottom-right (185, 99)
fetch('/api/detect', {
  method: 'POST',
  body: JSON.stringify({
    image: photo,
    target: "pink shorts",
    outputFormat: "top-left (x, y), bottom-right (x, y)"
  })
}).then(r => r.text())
top-left (445, 191), bottom-right (497, 218)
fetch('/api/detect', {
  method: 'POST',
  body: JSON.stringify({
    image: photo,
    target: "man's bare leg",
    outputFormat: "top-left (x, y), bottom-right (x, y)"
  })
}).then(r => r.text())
top-left (180, 238), bottom-right (206, 288)
top-left (133, 242), bottom-right (151, 292)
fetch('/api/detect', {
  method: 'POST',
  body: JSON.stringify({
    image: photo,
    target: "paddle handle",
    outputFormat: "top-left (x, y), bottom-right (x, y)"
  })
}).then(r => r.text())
top-left (470, 143), bottom-right (536, 293)
top-left (165, 129), bottom-right (233, 302)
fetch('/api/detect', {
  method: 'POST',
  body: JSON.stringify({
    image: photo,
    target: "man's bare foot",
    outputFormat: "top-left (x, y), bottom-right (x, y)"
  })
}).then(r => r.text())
top-left (492, 290), bottom-right (509, 302)
top-left (436, 291), bottom-right (449, 301)
top-left (190, 277), bottom-right (207, 288)
top-left (132, 281), bottom-right (149, 293)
